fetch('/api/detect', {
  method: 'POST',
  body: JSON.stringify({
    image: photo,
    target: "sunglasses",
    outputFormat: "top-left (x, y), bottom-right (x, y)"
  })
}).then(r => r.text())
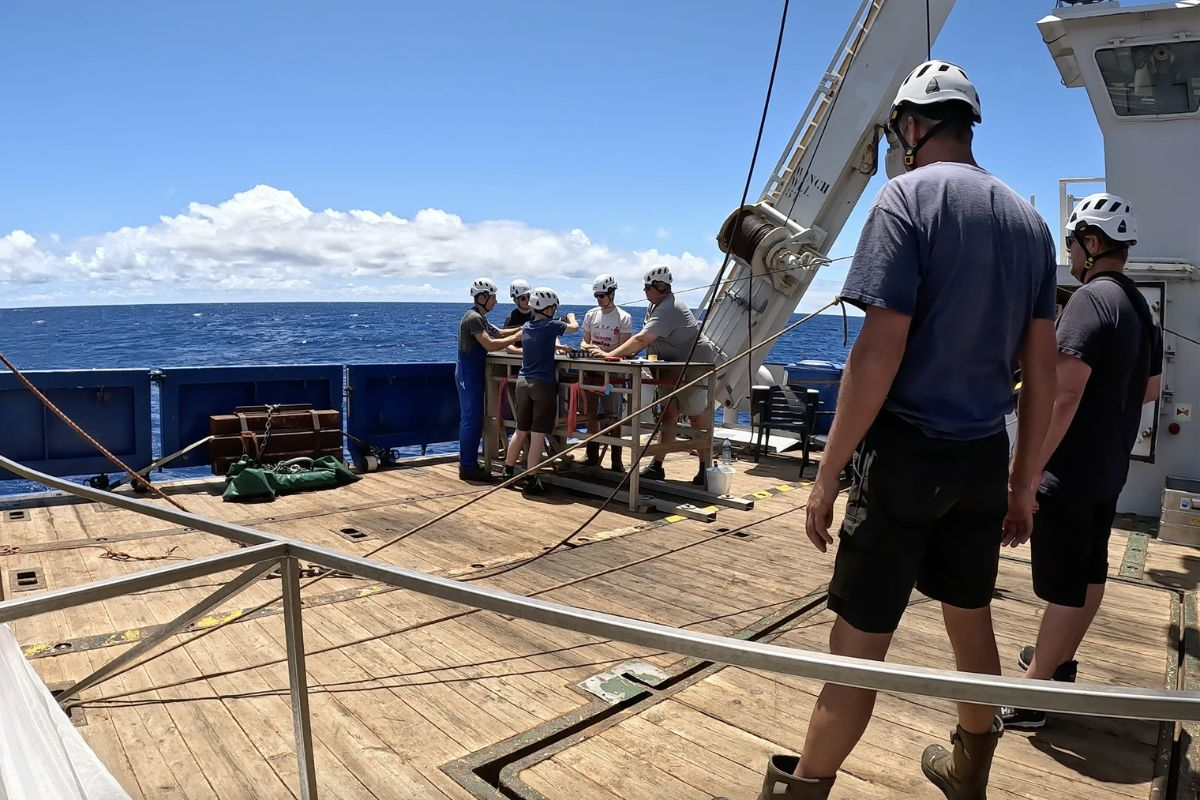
top-left (594, 292), bottom-right (610, 299)
top-left (1065, 235), bottom-right (1075, 248)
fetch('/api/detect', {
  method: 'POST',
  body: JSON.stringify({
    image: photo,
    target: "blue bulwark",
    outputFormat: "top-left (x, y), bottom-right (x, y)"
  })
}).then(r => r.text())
top-left (159, 365), bottom-right (345, 468)
top-left (346, 363), bottom-right (458, 461)
top-left (0, 369), bottom-right (153, 479)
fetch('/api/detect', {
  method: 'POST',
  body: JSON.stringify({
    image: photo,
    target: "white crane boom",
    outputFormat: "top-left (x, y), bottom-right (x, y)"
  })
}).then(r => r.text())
top-left (704, 0), bottom-right (957, 409)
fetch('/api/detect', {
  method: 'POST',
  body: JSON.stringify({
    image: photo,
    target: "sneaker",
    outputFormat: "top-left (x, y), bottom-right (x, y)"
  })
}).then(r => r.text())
top-left (522, 477), bottom-right (548, 496)
top-left (639, 462), bottom-right (666, 481)
top-left (1016, 644), bottom-right (1036, 672)
top-left (1016, 646), bottom-right (1078, 682)
top-left (459, 466), bottom-right (494, 483)
top-left (999, 705), bottom-right (1046, 730)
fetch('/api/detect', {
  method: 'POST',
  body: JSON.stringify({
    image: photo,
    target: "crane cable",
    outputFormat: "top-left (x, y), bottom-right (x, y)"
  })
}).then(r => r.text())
top-left (52, 0), bottom-right (810, 697)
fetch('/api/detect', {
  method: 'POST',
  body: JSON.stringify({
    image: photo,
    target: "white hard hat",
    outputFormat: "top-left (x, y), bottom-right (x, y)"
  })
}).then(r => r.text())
top-left (509, 279), bottom-right (531, 301)
top-left (1067, 192), bottom-right (1138, 245)
top-left (892, 60), bottom-right (982, 123)
top-left (470, 277), bottom-right (499, 298)
top-left (592, 274), bottom-right (618, 294)
top-left (529, 287), bottom-right (560, 312)
top-left (643, 265), bottom-right (673, 286)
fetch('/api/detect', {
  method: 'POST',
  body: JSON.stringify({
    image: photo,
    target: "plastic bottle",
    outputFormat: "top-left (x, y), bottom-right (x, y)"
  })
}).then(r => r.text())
top-left (722, 438), bottom-right (732, 466)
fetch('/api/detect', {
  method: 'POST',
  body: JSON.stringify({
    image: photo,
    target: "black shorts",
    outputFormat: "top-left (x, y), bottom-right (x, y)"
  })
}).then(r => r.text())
top-left (829, 412), bottom-right (1009, 634)
top-left (1030, 492), bottom-right (1117, 607)
top-left (515, 377), bottom-right (558, 434)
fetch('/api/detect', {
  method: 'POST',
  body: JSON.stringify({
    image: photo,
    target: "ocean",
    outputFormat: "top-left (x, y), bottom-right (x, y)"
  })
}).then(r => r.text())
top-left (0, 302), bottom-right (861, 494)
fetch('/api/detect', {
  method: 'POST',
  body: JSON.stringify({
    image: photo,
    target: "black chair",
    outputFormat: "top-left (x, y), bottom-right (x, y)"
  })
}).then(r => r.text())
top-left (753, 385), bottom-right (819, 476)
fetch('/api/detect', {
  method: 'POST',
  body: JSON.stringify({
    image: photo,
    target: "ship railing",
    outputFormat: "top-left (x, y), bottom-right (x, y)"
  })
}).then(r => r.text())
top-left (2, 454), bottom-right (1199, 800)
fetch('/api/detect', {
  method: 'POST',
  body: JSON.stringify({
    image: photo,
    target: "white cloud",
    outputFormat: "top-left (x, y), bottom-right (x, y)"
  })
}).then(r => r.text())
top-left (0, 185), bottom-right (721, 306)
top-left (0, 230), bottom-right (58, 283)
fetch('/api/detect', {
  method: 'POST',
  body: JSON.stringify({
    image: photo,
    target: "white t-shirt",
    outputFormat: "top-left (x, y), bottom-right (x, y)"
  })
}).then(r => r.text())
top-left (583, 306), bottom-right (633, 350)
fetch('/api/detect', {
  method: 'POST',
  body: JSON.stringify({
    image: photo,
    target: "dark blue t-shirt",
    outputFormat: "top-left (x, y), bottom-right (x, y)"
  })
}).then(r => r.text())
top-left (840, 162), bottom-right (1057, 440)
top-left (519, 319), bottom-right (568, 384)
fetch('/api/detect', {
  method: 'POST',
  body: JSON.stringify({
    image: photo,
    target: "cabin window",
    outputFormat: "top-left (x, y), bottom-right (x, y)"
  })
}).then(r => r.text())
top-left (1096, 42), bottom-right (1200, 116)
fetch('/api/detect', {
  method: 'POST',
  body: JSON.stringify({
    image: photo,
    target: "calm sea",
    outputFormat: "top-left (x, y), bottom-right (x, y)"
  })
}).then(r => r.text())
top-left (0, 302), bottom-right (861, 494)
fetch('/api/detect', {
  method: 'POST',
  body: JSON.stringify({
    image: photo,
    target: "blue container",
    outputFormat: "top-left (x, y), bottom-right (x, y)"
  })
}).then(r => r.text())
top-left (784, 360), bottom-right (844, 434)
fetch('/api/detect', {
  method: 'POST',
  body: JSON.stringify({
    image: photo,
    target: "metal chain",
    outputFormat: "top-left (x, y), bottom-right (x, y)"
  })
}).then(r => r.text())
top-left (258, 403), bottom-right (280, 459)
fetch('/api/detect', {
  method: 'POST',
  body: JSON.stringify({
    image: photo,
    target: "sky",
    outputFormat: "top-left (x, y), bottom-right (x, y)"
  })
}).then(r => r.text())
top-left (0, 0), bottom-right (1118, 310)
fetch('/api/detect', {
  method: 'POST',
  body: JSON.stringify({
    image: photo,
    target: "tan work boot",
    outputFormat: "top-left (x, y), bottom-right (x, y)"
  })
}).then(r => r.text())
top-left (711, 755), bottom-right (834, 800)
top-left (921, 717), bottom-right (1004, 800)
top-left (754, 755), bottom-right (835, 799)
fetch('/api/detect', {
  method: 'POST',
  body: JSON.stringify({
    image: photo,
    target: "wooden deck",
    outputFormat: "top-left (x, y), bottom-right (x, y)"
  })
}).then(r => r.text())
top-left (1, 452), bottom-right (1196, 799)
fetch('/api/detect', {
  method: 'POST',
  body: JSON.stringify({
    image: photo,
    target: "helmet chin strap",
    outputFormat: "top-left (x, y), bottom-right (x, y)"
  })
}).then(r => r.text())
top-left (1076, 236), bottom-right (1126, 284)
top-left (890, 111), bottom-right (950, 167)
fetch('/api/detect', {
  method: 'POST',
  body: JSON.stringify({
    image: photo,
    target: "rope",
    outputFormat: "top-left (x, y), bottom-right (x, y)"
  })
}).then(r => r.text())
top-left (86, 596), bottom-right (803, 707)
top-left (82, 496), bottom-right (832, 704)
top-left (98, 545), bottom-right (185, 563)
top-left (926, 0), bottom-right (933, 61)
top-left (57, 0), bottom-right (810, 692)
top-left (67, 297), bottom-right (841, 696)
top-left (1167, 327), bottom-right (1200, 349)
top-left (523, 0), bottom-right (794, 559)
top-left (0, 352), bottom-right (188, 512)
top-left (619, 255), bottom-right (853, 310)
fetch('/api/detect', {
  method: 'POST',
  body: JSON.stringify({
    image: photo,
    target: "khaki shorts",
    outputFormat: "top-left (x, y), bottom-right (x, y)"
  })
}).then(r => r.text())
top-left (656, 366), bottom-right (710, 418)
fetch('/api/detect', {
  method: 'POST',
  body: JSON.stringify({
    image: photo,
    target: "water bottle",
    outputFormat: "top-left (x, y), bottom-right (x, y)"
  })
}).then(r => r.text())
top-left (722, 438), bottom-right (732, 466)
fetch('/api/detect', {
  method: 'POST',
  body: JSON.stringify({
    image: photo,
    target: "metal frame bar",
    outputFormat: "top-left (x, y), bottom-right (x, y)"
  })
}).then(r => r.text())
top-left (282, 539), bottom-right (1200, 722)
top-left (282, 556), bottom-right (319, 800)
top-left (55, 556), bottom-right (283, 706)
top-left (6, 451), bottom-right (1200, 800)
top-left (0, 541), bottom-right (285, 624)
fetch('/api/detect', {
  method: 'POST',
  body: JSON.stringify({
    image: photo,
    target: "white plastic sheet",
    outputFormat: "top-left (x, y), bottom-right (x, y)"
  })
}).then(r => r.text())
top-left (0, 624), bottom-right (131, 799)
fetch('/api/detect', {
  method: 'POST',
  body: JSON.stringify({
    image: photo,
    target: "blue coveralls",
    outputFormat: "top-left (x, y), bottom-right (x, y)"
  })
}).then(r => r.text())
top-left (456, 307), bottom-right (493, 470)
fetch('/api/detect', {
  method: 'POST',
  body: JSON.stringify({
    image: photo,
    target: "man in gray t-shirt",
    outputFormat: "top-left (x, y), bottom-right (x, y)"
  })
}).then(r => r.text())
top-left (589, 264), bottom-right (725, 485)
top-left (756, 61), bottom-right (1059, 800)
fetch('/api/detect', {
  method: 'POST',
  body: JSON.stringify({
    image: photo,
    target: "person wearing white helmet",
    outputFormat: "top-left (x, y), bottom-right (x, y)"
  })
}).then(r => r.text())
top-left (590, 264), bottom-right (726, 486)
top-left (456, 277), bottom-right (523, 482)
top-left (999, 193), bottom-right (1162, 732)
top-left (769, 60), bottom-right (1060, 800)
top-left (580, 273), bottom-right (633, 470)
top-left (501, 287), bottom-right (578, 495)
top-left (504, 279), bottom-right (534, 331)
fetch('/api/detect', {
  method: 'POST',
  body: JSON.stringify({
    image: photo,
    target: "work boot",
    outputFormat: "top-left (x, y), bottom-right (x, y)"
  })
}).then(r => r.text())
top-left (729, 755), bottom-right (834, 799)
top-left (692, 468), bottom-right (707, 488)
top-left (459, 465), bottom-right (494, 483)
top-left (640, 461), bottom-right (666, 481)
top-left (583, 442), bottom-right (601, 468)
top-left (610, 446), bottom-right (624, 473)
top-left (921, 717), bottom-right (1004, 800)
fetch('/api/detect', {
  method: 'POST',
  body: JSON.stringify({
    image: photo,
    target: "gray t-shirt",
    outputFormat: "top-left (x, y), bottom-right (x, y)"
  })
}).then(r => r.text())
top-left (1043, 273), bottom-right (1163, 501)
top-left (458, 308), bottom-right (497, 356)
top-left (642, 293), bottom-right (725, 365)
top-left (840, 162), bottom-right (1057, 440)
